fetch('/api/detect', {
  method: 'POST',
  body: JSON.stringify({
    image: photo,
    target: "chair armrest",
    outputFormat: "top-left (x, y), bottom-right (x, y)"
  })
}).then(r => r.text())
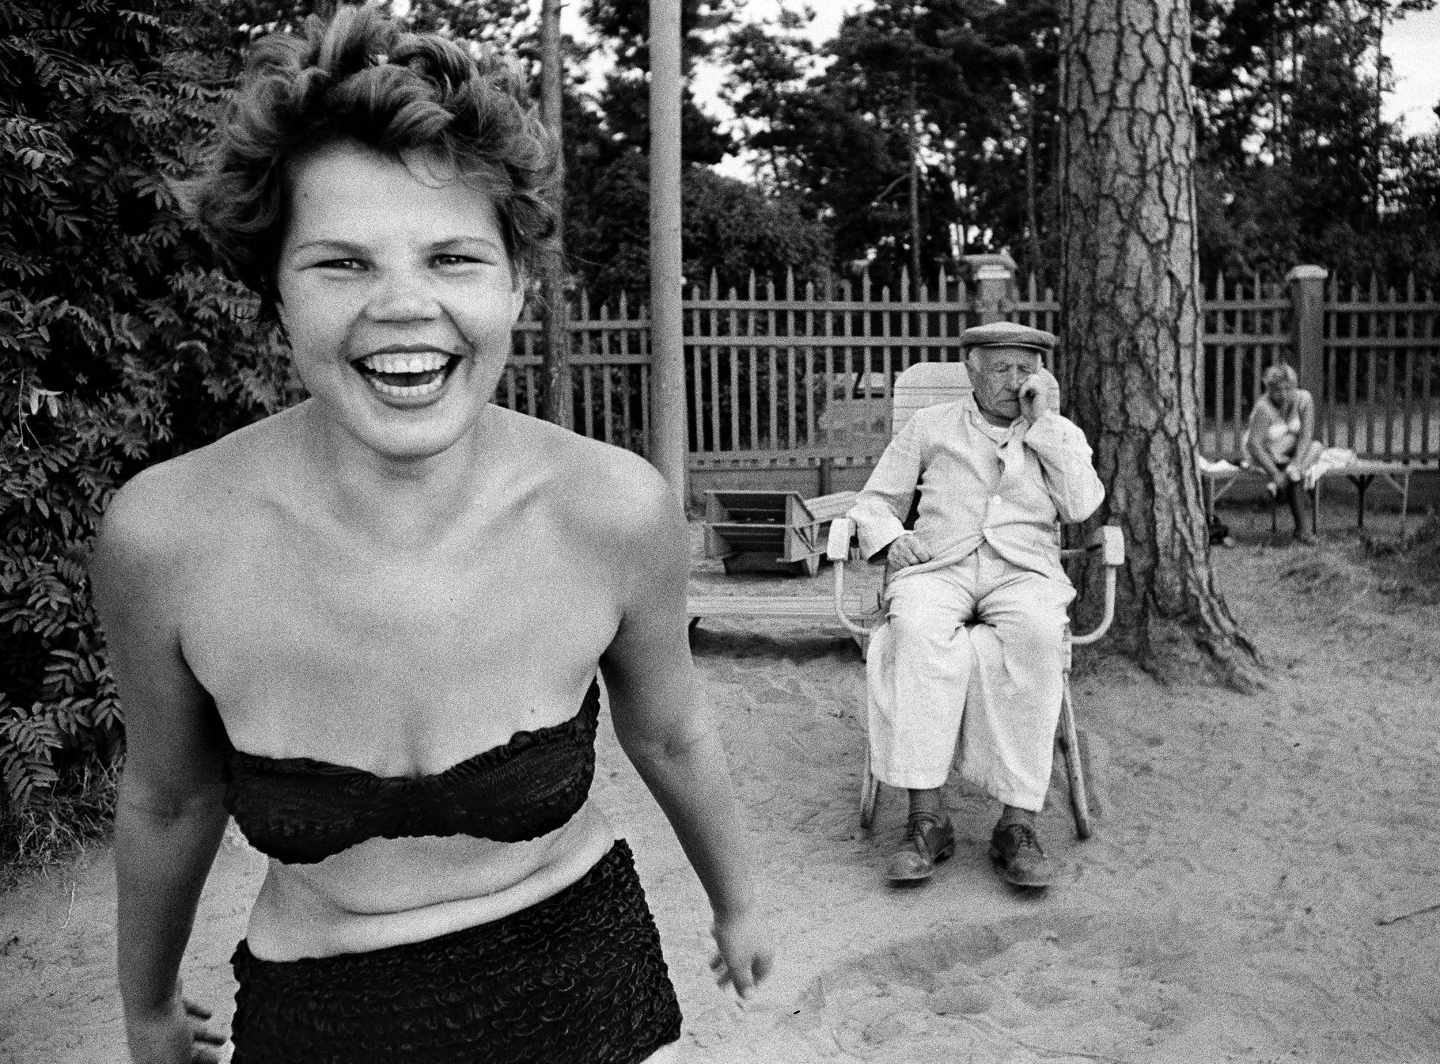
top-left (1089, 524), bottom-right (1125, 566)
top-left (1071, 521), bottom-right (1123, 645)
top-left (827, 517), bottom-right (884, 640)
top-left (1070, 524), bottom-right (1123, 647)
top-left (826, 516), bottom-right (854, 562)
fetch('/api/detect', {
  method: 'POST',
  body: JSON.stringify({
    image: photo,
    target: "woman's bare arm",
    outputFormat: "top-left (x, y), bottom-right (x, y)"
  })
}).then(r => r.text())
top-left (1246, 401), bottom-right (1284, 483)
top-left (91, 473), bottom-right (231, 1063)
top-left (1292, 389), bottom-right (1318, 473)
top-left (597, 463), bottom-right (773, 996)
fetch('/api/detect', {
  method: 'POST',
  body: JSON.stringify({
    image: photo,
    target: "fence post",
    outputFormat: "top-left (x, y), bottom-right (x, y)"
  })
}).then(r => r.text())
top-left (1285, 264), bottom-right (1328, 390)
top-left (963, 253), bottom-right (1017, 323)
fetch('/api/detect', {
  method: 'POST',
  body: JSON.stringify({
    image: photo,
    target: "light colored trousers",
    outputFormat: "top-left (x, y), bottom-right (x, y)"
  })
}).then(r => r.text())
top-left (865, 543), bottom-right (1075, 810)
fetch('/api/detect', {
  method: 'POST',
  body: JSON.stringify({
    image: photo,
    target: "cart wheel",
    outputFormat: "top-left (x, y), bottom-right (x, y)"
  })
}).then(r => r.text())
top-left (859, 746), bottom-right (880, 831)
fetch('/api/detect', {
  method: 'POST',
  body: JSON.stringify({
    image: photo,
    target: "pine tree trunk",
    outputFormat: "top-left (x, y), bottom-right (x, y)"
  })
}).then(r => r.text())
top-left (1058, 0), bottom-right (1259, 686)
top-left (538, 0), bottom-right (570, 428)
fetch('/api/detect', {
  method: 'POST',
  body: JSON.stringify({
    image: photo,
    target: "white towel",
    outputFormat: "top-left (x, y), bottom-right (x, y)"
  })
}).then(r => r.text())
top-left (1303, 446), bottom-right (1357, 490)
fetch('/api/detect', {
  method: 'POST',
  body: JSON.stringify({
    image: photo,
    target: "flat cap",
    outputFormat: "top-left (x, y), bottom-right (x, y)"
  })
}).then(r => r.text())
top-left (960, 321), bottom-right (1057, 353)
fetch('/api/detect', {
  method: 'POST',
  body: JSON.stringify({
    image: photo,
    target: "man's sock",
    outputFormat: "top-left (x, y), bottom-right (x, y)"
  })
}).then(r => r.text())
top-left (997, 804), bottom-right (1036, 828)
top-left (907, 788), bottom-right (944, 822)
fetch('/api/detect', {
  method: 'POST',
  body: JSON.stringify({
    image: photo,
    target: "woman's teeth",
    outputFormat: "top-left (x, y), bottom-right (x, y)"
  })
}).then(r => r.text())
top-left (355, 351), bottom-right (454, 397)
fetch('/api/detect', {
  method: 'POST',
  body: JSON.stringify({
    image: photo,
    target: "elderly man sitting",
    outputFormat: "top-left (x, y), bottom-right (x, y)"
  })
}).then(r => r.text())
top-left (847, 322), bottom-right (1104, 889)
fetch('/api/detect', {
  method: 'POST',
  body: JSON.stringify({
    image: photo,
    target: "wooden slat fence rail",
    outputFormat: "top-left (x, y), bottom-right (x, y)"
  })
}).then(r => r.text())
top-left (999, 271), bottom-right (1063, 377)
top-left (497, 267), bottom-right (1440, 471)
top-left (1324, 275), bottom-right (1440, 462)
top-left (682, 270), bottom-right (976, 469)
top-left (1200, 274), bottom-right (1292, 459)
top-left (509, 289), bottom-right (651, 455)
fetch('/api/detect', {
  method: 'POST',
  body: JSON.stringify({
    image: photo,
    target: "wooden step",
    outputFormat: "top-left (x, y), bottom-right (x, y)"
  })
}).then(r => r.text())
top-left (801, 490), bottom-right (859, 522)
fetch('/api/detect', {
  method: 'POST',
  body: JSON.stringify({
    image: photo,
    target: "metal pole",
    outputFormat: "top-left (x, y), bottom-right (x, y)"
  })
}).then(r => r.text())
top-left (649, 0), bottom-right (687, 506)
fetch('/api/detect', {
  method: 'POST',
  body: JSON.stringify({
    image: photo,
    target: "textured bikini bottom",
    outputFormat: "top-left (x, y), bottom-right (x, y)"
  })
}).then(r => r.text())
top-left (229, 839), bottom-right (682, 1063)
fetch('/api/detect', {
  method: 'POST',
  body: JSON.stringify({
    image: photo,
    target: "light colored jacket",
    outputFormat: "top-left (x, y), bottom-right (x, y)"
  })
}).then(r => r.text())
top-left (847, 394), bottom-right (1104, 583)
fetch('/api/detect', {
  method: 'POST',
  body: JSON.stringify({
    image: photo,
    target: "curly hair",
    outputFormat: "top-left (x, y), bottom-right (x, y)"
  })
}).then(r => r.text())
top-left (1263, 363), bottom-right (1299, 387)
top-left (178, 3), bottom-right (560, 318)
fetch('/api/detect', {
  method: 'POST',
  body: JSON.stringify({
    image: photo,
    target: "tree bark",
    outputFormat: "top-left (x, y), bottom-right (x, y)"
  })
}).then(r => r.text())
top-left (1059, 0), bottom-right (1259, 688)
top-left (1023, 82), bottom-right (1043, 272)
top-left (538, 0), bottom-right (570, 428)
top-left (907, 93), bottom-right (922, 286)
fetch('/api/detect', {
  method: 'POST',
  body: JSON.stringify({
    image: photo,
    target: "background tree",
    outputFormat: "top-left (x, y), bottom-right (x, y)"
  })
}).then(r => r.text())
top-left (566, 152), bottom-right (831, 302)
top-left (1058, 0), bottom-right (1258, 684)
top-left (718, 9), bottom-right (819, 193)
top-left (716, 0), bottom-right (1440, 290)
top-left (582, 0), bottom-right (736, 166)
top-left (1378, 114), bottom-right (1440, 280)
top-left (560, 0), bottom-right (831, 299)
top-left (718, 0), bottom-right (1064, 284)
top-left (1190, 0), bottom-right (1438, 280)
top-left (404, 0), bottom-right (531, 47)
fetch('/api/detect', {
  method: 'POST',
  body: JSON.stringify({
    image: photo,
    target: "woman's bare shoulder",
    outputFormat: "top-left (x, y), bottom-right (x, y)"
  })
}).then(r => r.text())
top-left (1248, 395), bottom-right (1278, 420)
top-left (97, 411), bottom-right (293, 566)
top-left (501, 409), bottom-right (674, 530)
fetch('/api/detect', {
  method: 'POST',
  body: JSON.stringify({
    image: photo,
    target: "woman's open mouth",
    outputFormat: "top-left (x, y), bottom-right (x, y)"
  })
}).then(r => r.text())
top-left (352, 349), bottom-right (461, 400)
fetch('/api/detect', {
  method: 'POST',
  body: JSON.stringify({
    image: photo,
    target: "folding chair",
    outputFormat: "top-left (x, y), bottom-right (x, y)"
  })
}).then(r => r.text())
top-left (824, 361), bottom-right (1124, 839)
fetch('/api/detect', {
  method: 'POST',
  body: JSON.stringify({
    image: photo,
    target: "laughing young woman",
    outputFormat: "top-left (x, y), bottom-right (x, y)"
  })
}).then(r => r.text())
top-left (90, 7), bottom-right (771, 1062)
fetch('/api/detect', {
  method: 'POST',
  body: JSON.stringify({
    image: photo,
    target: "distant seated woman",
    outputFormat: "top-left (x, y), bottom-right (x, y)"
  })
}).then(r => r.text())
top-left (1245, 363), bottom-right (1323, 543)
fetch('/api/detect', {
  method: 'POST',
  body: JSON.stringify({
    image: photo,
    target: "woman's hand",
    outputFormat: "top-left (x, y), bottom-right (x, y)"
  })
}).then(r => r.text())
top-left (886, 532), bottom-right (930, 573)
top-left (126, 990), bottom-right (226, 1064)
top-left (709, 907), bottom-right (775, 1000)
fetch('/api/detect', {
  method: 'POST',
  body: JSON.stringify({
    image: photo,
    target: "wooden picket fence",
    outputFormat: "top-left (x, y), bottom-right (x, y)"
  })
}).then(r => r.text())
top-left (500, 269), bottom-right (1440, 471)
top-left (1324, 275), bottom-right (1440, 461)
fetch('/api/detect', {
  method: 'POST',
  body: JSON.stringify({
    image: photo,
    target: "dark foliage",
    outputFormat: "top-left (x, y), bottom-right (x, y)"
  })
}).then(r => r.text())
top-left (565, 154), bottom-right (833, 304)
top-left (0, 0), bottom-right (294, 825)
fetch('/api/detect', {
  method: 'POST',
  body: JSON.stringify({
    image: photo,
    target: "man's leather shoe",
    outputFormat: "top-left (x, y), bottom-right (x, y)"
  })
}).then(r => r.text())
top-left (885, 812), bottom-right (955, 883)
top-left (989, 820), bottom-right (1054, 888)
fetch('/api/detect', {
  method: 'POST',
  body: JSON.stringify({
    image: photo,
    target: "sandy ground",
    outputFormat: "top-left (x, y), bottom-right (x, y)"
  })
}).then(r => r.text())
top-left (2, 500), bottom-right (1438, 1064)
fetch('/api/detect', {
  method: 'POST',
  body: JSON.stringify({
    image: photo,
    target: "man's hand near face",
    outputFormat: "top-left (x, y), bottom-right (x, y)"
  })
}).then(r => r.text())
top-left (1018, 368), bottom-right (1061, 425)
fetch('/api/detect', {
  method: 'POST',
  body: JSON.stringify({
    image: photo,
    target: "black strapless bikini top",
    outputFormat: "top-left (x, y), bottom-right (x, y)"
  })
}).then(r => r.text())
top-left (222, 680), bottom-right (601, 865)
